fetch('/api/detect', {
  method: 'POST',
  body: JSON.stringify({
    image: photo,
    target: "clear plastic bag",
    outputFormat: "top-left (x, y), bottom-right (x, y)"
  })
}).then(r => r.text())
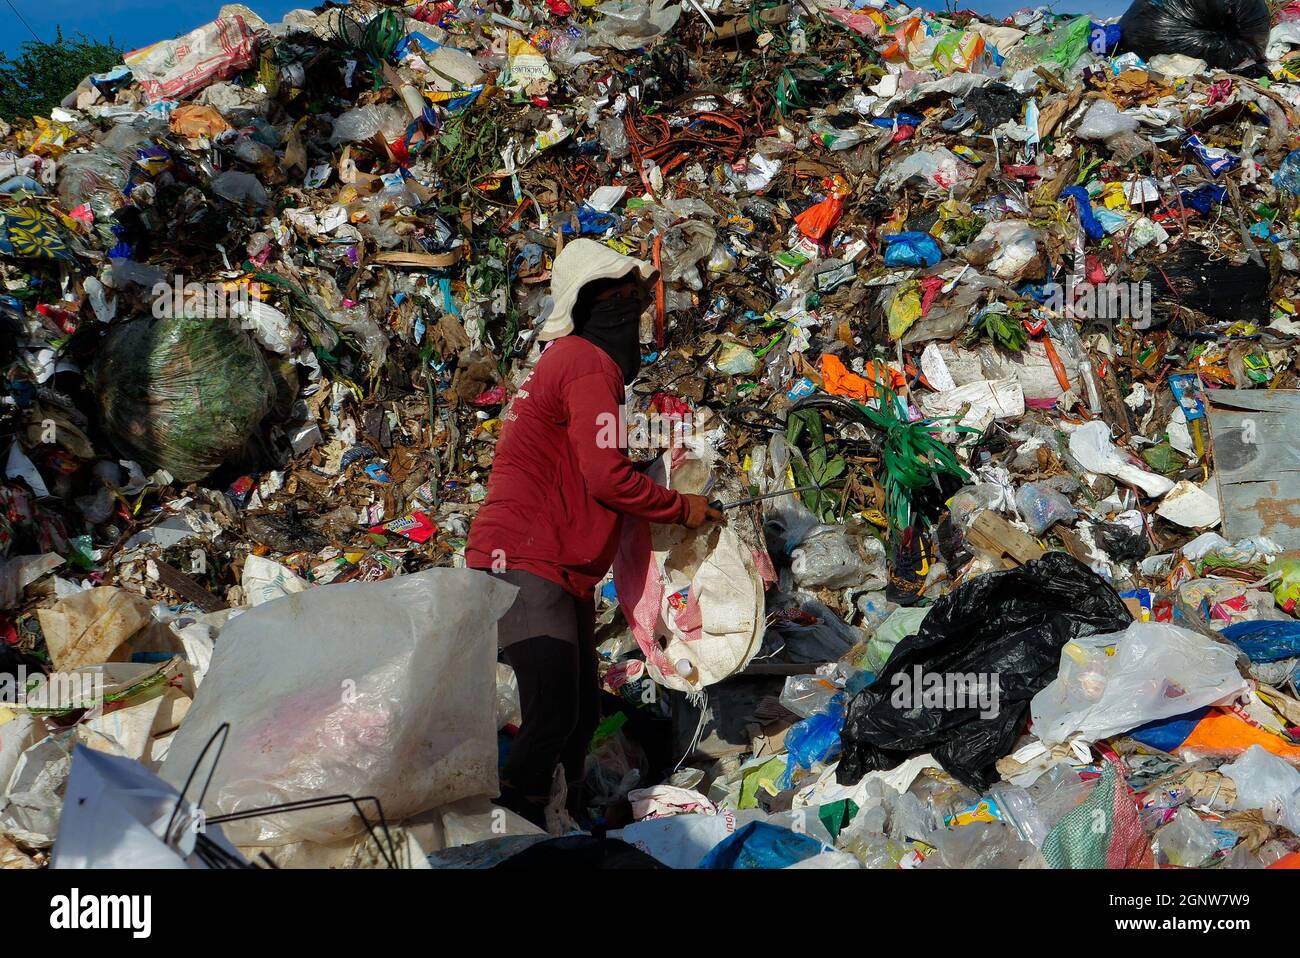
top-left (854, 591), bottom-right (895, 632)
top-left (582, 728), bottom-right (646, 809)
top-left (763, 435), bottom-right (822, 557)
top-left (779, 671), bottom-right (841, 719)
top-left (329, 104), bottom-right (411, 145)
top-left (659, 220), bottom-right (716, 291)
top-left (1275, 150), bottom-right (1300, 195)
top-left (962, 219), bottom-right (1041, 280)
top-left (590, 0), bottom-right (682, 51)
top-left (56, 150), bottom-right (132, 207)
top-left (1027, 763), bottom-right (1095, 831)
top-left (915, 820), bottom-right (1035, 868)
top-left (1106, 130), bottom-right (1154, 164)
top-left (791, 525), bottom-right (886, 591)
top-left (876, 148), bottom-right (975, 196)
top-left (1015, 482), bottom-right (1075, 535)
top-left (1221, 745), bottom-right (1300, 831)
top-left (948, 483), bottom-right (1006, 529)
top-left (706, 242), bottom-right (737, 276)
top-left (495, 662), bottom-right (522, 730)
top-left (160, 569), bottom-right (516, 846)
top-left (843, 830), bottom-right (910, 868)
top-left (1076, 100), bottom-right (1141, 142)
top-left (714, 341), bottom-right (759, 375)
top-left (1154, 806), bottom-right (1218, 867)
top-left (989, 783), bottom-right (1050, 848)
top-left (596, 115), bottom-right (630, 159)
top-left (230, 299), bottom-right (295, 355)
top-left (1030, 622), bottom-right (1249, 747)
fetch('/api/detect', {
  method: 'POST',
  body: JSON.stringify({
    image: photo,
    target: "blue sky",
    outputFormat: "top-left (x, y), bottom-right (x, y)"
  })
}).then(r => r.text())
top-left (0, 0), bottom-right (305, 55)
top-left (1, 0), bottom-right (1133, 56)
top-left (974, 0), bottom-right (1129, 15)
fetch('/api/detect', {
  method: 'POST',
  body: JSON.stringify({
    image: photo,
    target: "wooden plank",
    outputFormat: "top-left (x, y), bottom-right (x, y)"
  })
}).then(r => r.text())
top-left (737, 662), bottom-right (826, 677)
top-left (370, 250), bottom-right (463, 269)
top-left (152, 559), bottom-right (229, 613)
top-left (706, 4), bottom-right (789, 41)
top-left (966, 511), bottom-right (1045, 566)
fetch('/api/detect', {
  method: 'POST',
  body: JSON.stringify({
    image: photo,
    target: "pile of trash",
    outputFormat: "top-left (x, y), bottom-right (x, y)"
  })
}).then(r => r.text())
top-left (5, 0), bottom-right (1300, 869)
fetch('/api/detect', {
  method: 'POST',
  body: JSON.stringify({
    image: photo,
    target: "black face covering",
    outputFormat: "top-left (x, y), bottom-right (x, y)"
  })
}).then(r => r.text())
top-left (575, 295), bottom-right (643, 385)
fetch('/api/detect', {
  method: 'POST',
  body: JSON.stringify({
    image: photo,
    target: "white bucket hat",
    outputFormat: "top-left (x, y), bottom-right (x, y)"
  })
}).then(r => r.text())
top-left (537, 238), bottom-right (658, 342)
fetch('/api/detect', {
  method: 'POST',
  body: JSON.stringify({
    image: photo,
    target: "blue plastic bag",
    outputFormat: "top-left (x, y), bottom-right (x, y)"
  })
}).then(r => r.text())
top-left (1176, 184), bottom-right (1227, 215)
top-left (1276, 150), bottom-right (1300, 195)
top-left (782, 695), bottom-right (845, 785)
top-left (1060, 185), bottom-right (1104, 240)
top-left (697, 821), bottom-right (824, 869)
top-left (1220, 620), bottom-right (1300, 662)
top-left (560, 203), bottom-right (619, 237)
top-left (882, 232), bottom-right (942, 267)
top-left (1088, 22), bottom-right (1121, 54)
top-left (870, 112), bottom-right (923, 128)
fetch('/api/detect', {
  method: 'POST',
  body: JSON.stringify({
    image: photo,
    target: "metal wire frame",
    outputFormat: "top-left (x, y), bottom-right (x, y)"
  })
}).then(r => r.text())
top-left (165, 722), bottom-right (403, 869)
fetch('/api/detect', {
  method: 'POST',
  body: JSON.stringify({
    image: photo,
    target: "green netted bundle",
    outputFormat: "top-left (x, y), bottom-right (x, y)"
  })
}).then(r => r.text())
top-left (93, 315), bottom-right (273, 482)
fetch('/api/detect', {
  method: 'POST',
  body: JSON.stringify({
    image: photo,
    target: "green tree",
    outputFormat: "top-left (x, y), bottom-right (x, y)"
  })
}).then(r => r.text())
top-left (0, 28), bottom-right (123, 123)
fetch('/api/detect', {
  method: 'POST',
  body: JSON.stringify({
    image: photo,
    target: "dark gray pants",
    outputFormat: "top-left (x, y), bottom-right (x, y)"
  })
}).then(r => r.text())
top-left (490, 571), bottom-right (600, 821)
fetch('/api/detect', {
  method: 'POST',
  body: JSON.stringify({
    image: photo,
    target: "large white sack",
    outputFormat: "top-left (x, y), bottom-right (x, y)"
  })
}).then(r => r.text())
top-left (614, 445), bottom-right (764, 693)
top-left (161, 568), bottom-right (516, 845)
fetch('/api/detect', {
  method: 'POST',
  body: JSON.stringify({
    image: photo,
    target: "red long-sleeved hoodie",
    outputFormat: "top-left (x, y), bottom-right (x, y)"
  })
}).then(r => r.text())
top-left (465, 336), bottom-right (689, 598)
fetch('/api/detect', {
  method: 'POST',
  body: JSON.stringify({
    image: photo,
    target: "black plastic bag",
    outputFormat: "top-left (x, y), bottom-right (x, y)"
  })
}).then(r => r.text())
top-left (1118, 0), bottom-right (1270, 70)
top-left (1094, 520), bottom-right (1150, 562)
top-left (494, 835), bottom-right (667, 869)
top-left (1139, 246), bottom-right (1271, 329)
top-left (837, 552), bottom-right (1131, 791)
top-left (964, 83), bottom-right (1024, 130)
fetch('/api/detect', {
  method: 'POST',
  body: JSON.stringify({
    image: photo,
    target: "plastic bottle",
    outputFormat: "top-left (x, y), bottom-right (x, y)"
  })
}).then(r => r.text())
top-left (674, 657), bottom-right (699, 685)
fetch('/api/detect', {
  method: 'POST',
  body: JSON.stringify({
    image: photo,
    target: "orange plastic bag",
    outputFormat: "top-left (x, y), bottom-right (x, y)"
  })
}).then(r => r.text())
top-left (794, 195), bottom-right (845, 243)
top-left (819, 354), bottom-right (905, 401)
top-left (880, 16), bottom-right (924, 63)
top-left (169, 104), bottom-right (232, 139)
top-left (1180, 708), bottom-right (1300, 762)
